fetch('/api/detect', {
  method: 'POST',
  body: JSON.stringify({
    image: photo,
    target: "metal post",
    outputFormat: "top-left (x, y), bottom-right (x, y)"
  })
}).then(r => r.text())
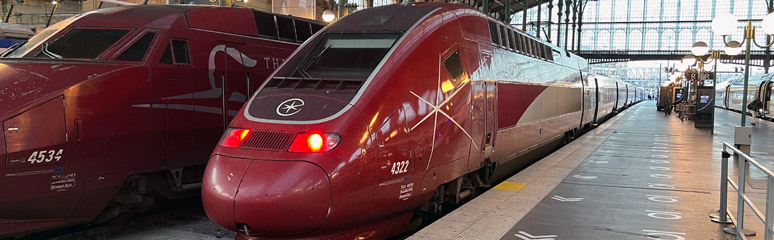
top-left (504, 0), bottom-right (510, 24)
top-left (741, 21), bottom-right (753, 127)
top-left (713, 150), bottom-right (731, 223)
top-left (4, 4), bottom-right (12, 23)
top-left (576, 0), bottom-right (584, 52)
top-left (570, 1), bottom-right (577, 51)
top-left (547, 1), bottom-right (553, 43)
top-left (765, 175), bottom-right (774, 240)
top-left (522, 0), bottom-right (527, 31)
top-left (337, 0), bottom-right (343, 19)
top-left (713, 51), bottom-right (718, 134)
top-left (536, 0), bottom-right (542, 38)
top-left (45, 3), bottom-right (57, 28)
top-left (738, 152), bottom-right (747, 234)
top-left (557, 0), bottom-right (563, 47)
top-left (766, 2), bottom-right (773, 73)
top-left (483, 0), bottom-right (489, 16)
top-left (564, 0), bottom-right (570, 48)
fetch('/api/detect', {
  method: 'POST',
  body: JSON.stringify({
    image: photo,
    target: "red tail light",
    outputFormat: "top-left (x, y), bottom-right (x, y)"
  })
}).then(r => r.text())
top-left (288, 132), bottom-right (341, 153)
top-left (220, 128), bottom-right (251, 147)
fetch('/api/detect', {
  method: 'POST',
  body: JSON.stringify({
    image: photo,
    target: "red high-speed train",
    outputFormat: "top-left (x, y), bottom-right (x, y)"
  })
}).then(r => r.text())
top-left (202, 3), bottom-right (642, 239)
top-left (0, 5), bottom-right (322, 236)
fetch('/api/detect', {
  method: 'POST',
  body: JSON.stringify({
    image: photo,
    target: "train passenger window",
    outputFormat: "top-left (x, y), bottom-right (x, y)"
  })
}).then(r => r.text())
top-left (277, 17), bottom-right (297, 42)
top-left (172, 40), bottom-right (190, 64)
top-left (532, 41), bottom-right (540, 58)
top-left (499, 25), bottom-right (508, 49)
top-left (295, 20), bottom-right (313, 42)
top-left (159, 44), bottom-right (172, 64)
top-left (116, 32), bottom-right (156, 62)
top-left (311, 23), bottom-right (323, 35)
top-left (537, 44), bottom-right (544, 59)
top-left (294, 32), bottom-right (401, 79)
top-left (488, 21), bottom-right (500, 46)
top-left (551, 49), bottom-right (560, 61)
top-left (509, 30), bottom-right (517, 51)
top-left (543, 45), bottom-right (552, 61)
top-left (38, 28), bottom-right (130, 59)
top-left (444, 50), bottom-right (464, 81)
top-left (254, 11), bottom-right (278, 39)
top-left (520, 35), bottom-right (527, 53)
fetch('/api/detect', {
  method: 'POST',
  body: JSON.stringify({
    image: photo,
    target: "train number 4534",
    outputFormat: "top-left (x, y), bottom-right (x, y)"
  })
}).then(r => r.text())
top-left (27, 149), bottom-right (64, 164)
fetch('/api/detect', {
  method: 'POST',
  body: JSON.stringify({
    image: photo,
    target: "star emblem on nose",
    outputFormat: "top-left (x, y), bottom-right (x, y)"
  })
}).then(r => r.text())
top-left (276, 98), bottom-right (305, 116)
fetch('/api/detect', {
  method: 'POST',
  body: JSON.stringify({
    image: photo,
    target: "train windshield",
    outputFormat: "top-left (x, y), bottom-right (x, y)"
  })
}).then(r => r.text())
top-left (294, 32), bottom-right (401, 80)
top-left (4, 27), bottom-right (129, 60)
top-left (2, 16), bottom-right (80, 58)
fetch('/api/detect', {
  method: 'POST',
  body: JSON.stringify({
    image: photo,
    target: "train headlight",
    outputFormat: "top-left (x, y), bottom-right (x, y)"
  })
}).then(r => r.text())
top-left (289, 132), bottom-right (341, 153)
top-left (219, 128), bottom-right (252, 147)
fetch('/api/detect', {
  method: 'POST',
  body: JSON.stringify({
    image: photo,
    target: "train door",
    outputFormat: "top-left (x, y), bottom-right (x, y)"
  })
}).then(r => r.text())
top-left (377, 108), bottom-right (412, 179)
top-left (463, 41), bottom-right (494, 174)
top-left (479, 47), bottom-right (496, 159)
top-left (593, 77), bottom-right (599, 123)
top-left (725, 85), bottom-right (731, 109)
top-left (218, 43), bottom-right (258, 131)
top-left (760, 80), bottom-right (772, 116)
top-left (1, 96), bottom-right (80, 221)
top-left (150, 38), bottom-right (201, 169)
top-left (614, 82), bottom-right (620, 111)
top-left (581, 74), bottom-right (596, 127)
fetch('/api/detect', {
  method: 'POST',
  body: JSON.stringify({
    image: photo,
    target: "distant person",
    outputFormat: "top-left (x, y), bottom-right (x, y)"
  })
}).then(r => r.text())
top-left (664, 92), bottom-right (672, 115)
top-left (748, 99), bottom-right (763, 126)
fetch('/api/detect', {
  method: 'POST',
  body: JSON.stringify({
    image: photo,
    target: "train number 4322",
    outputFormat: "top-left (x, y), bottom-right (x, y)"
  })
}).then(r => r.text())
top-left (27, 149), bottom-right (64, 164)
top-left (390, 160), bottom-right (409, 175)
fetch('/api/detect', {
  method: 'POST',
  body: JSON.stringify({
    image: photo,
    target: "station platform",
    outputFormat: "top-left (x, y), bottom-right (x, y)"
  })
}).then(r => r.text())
top-left (411, 101), bottom-right (774, 240)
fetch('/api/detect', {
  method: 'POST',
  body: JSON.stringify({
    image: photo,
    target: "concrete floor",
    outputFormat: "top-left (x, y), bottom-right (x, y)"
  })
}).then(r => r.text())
top-left (413, 101), bottom-right (774, 240)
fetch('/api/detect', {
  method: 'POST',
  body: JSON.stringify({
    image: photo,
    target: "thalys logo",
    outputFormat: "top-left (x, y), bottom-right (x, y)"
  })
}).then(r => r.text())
top-left (132, 45), bottom-right (258, 116)
top-left (276, 98), bottom-right (304, 116)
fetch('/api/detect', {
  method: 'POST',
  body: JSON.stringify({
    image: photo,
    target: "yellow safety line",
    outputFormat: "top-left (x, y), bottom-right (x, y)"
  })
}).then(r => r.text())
top-left (494, 181), bottom-right (528, 191)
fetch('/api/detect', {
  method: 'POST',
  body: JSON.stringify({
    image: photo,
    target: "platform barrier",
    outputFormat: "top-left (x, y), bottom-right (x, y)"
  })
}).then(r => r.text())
top-left (713, 142), bottom-right (774, 240)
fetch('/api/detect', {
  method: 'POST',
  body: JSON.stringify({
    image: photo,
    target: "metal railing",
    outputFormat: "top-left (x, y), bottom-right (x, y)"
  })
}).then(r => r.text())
top-left (713, 142), bottom-right (774, 240)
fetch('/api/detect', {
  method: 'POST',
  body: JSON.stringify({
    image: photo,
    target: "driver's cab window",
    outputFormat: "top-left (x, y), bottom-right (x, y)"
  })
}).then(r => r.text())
top-left (115, 32), bottom-right (157, 62)
top-left (442, 49), bottom-right (465, 90)
top-left (35, 28), bottom-right (130, 60)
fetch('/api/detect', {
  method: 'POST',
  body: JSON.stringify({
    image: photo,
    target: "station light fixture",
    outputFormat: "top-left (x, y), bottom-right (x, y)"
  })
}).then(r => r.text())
top-left (322, 10), bottom-right (335, 23)
top-left (711, 13), bottom-right (738, 36)
top-left (763, 13), bottom-right (774, 35)
top-left (691, 41), bottom-right (709, 56)
top-left (679, 55), bottom-right (696, 71)
top-left (724, 41), bottom-right (742, 56)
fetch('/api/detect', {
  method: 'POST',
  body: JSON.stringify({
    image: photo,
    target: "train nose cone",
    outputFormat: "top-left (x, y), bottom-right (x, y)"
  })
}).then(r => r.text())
top-left (235, 159), bottom-right (331, 235)
top-left (202, 155), bottom-right (332, 236)
top-left (202, 154), bottom-right (252, 230)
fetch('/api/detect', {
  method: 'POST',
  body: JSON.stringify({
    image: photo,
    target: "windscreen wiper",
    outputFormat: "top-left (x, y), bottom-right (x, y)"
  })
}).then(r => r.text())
top-left (0, 41), bottom-right (26, 57)
top-left (41, 42), bottom-right (62, 59)
top-left (298, 44), bottom-right (332, 78)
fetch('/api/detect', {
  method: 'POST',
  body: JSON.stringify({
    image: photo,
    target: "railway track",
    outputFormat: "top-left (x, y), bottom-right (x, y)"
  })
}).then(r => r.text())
top-left (4, 198), bottom-right (232, 240)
